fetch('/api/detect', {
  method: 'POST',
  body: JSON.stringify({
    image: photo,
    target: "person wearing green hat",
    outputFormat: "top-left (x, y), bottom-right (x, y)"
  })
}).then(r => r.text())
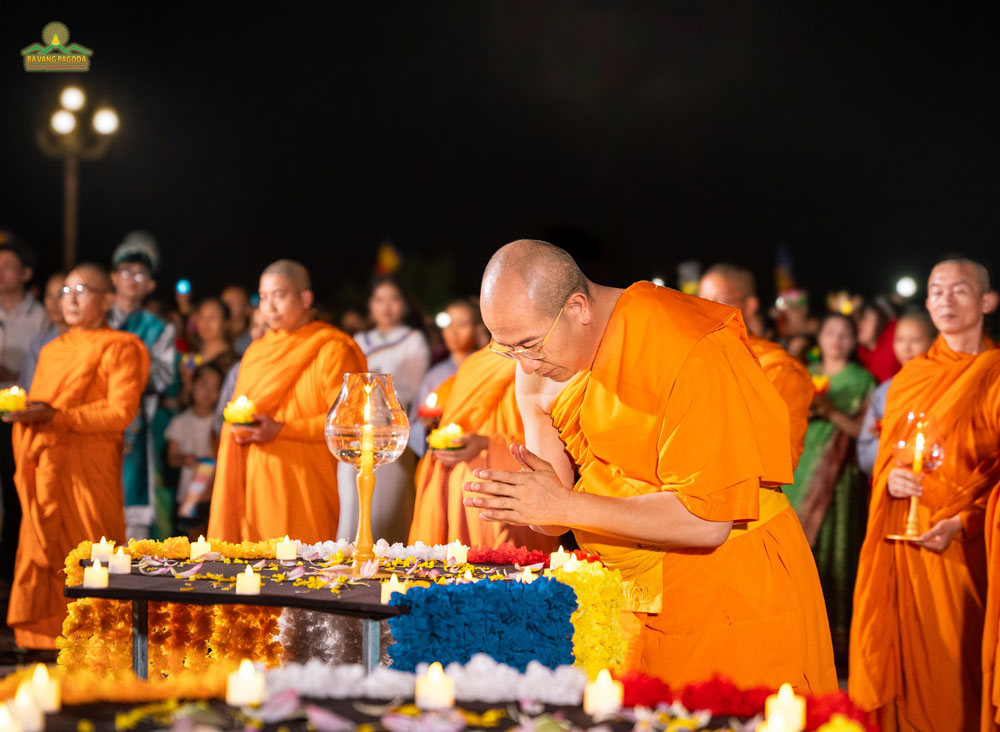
top-left (108, 231), bottom-right (177, 540)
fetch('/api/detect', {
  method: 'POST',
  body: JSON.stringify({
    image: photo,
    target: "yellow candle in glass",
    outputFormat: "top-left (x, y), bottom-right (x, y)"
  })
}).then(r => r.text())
top-left (913, 431), bottom-right (925, 474)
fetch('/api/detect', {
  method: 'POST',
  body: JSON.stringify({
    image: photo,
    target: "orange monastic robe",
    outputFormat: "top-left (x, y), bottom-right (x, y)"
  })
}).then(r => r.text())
top-left (748, 335), bottom-right (813, 469)
top-left (8, 328), bottom-right (149, 649)
top-left (549, 283), bottom-right (836, 691)
top-left (850, 337), bottom-right (1000, 732)
top-left (409, 349), bottom-right (558, 552)
top-left (208, 321), bottom-right (366, 543)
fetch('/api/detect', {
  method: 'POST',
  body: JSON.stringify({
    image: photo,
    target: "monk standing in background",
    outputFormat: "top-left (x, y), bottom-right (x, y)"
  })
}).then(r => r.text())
top-left (408, 347), bottom-right (559, 552)
top-left (850, 258), bottom-right (1000, 732)
top-left (466, 239), bottom-right (836, 692)
top-left (699, 263), bottom-right (813, 469)
top-left (208, 260), bottom-right (366, 543)
top-left (5, 264), bottom-right (148, 649)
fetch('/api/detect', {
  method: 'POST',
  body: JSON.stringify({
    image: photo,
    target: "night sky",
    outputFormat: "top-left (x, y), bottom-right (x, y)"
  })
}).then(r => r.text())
top-left (1, 3), bottom-right (997, 313)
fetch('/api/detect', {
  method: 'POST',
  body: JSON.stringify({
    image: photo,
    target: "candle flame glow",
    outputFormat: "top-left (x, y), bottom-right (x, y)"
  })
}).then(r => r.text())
top-left (427, 662), bottom-right (445, 681)
top-left (425, 392), bottom-right (438, 408)
top-left (595, 669), bottom-right (613, 686)
top-left (32, 664), bottom-right (49, 684)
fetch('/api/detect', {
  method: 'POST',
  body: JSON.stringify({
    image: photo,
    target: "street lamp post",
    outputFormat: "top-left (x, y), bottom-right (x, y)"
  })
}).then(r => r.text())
top-left (36, 86), bottom-right (119, 269)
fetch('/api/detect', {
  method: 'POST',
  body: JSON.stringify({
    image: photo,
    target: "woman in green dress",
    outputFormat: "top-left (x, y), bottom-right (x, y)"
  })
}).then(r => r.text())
top-left (784, 312), bottom-right (876, 663)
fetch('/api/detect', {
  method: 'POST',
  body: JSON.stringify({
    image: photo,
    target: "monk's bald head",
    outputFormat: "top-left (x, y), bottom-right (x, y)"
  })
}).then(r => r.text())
top-left (930, 256), bottom-right (990, 295)
top-left (68, 263), bottom-right (113, 293)
top-left (262, 259), bottom-right (311, 293)
top-left (481, 239), bottom-right (590, 317)
top-left (699, 263), bottom-right (760, 323)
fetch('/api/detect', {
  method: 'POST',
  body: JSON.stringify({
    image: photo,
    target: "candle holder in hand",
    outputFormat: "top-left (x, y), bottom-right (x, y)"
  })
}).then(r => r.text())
top-left (325, 373), bottom-right (409, 573)
top-left (887, 411), bottom-right (943, 542)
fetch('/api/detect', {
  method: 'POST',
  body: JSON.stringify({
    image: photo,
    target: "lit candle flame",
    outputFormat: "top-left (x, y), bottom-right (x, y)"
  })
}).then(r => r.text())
top-left (425, 392), bottom-right (438, 408)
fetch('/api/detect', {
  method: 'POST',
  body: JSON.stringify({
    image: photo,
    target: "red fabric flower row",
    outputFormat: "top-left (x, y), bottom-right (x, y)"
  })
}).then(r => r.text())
top-left (616, 672), bottom-right (874, 732)
top-left (468, 543), bottom-right (603, 568)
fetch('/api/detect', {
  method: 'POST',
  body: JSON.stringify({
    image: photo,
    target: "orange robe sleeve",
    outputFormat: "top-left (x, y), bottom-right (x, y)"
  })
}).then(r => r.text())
top-left (8, 329), bottom-right (148, 650)
top-left (409, 376), bottom-right (456, 546)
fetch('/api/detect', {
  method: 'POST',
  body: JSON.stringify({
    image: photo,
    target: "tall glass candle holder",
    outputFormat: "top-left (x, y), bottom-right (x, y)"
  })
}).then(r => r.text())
top-left (888, 411), bottom-right (944, 541)
top-left (326, 373), bottom-right (409, 572)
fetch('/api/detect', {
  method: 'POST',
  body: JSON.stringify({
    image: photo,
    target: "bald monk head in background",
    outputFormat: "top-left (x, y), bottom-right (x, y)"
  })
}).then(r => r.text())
top-left (5, 263), bottom-right (149, 648)
top-left (208, 259), bottom-right (366, 543)
top-left (699, 263), bottom-right (813, 469)
top-left (851, 256), bottom-right (1000, 731)
top-left (467, 239), bottom-right (836, 690)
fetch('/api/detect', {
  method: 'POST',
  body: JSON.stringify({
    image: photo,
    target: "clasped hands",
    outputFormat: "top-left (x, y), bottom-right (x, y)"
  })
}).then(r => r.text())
top-left (887, 467), bottom-right (962, 553)
top-left (462, 444), bottom-right (570, 526)
top-left (230, 414), bottom-right (283, 444)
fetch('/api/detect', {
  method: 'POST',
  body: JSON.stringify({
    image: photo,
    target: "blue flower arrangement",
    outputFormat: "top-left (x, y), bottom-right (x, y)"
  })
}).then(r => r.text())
top-left (387, 577), bottom-right (577, 672)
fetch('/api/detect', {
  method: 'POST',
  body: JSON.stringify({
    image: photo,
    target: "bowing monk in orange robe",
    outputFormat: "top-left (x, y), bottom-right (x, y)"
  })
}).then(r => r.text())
top-left (208, 260), bottom-right (365, 543)
top-left (408, 348), bottom-right (558, 552)
top-left (849, 258), bottom-right (1000, 732)
top-left (5, 264), bottom-right (149, 649)
top-left (700, 264), bottom-right (812, 469)
top-left (466, 240), bottom-right (836, 692)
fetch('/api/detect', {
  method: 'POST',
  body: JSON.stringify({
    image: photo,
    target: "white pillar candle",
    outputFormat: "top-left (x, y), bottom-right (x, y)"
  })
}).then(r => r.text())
top-left (583, 669), bottom-right (623, 717)
top-left (225, 660), bottom-right (266, 707)
top-left (89, 537), bottom-right (113, 564)
top-left (517, 567), bottom-right (536, 584)
top-left (108, 548), bottom-right (131, 575)
top-left (381, 573), bottom-right (408, 604)
top-left (415, 662), bottom-right (454, 710)
top-left (275, 536), bottom-right (297, 561)
top-left (12, 685), bottom-right (42, 732)
top-left (462, 570), bottom-right (477, 583)
top-left (549, 545), bottom-right (570, 571)
top-left (30, 666), bottom-right (59, 713)
top-left (446, 542), bottom-right (468, 565)
top-left (0, 704), bottom-right (21, 732)
top-left (764, 684), bottom-right (806, 732)
top-left (82, 560), bottom-right (108, 589)
top-left (190, 535), bottom-right (211, 560)
top-left (235, 565), bottom-right (261, 595)
top-left (563, 555), bottom-right (581, 572)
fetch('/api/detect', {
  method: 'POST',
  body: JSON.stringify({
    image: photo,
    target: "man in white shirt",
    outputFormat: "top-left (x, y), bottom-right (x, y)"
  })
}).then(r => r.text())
top-left (0, 238), bottom-right (49, 585)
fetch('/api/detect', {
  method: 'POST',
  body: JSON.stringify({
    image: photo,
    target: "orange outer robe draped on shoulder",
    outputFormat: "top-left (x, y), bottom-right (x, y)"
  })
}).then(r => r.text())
top-left (747, 335), bottom-right (813, 470)
top-left (549, 282), bottom-right (836, 692)
top-left (8, 327), bottom-right (149, 649)
top-left (208, 321), bottom-right (366, 543)
top-left (849, 337), bottom-right (1000, 732)
top-left (408, 348), bottom-right (559, 552)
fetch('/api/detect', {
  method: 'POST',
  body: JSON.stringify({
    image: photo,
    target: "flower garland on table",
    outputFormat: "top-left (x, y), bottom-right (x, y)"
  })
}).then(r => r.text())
top-left (387, 578), bottom-right (576, 672)
top-left (549, 561), bottom-right (623, 678)
top-left (59, 539), bottom-right (282, 677)
top-left (0, 664), bottom-right (230, 704)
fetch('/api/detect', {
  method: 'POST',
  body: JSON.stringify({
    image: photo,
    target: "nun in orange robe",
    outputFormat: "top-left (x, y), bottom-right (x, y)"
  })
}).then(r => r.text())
top-left (409, 348), bottom-right (559, 552)
top-left (850, 337), bottom-right (1000, 732)
top-left (208, 321), bottom-right (366, 543)
top-left (747, 335), bottom-right (813, 469)
top-left (548, 283), bottom-right (836, 692)
top-left (8, 328), bottom-right (149, 649)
